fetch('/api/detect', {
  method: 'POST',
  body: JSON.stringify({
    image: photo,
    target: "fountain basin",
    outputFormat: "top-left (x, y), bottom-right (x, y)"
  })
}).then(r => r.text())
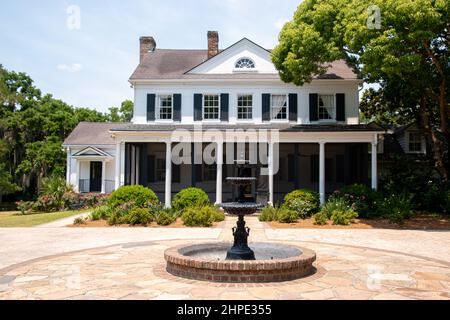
top-left (165, 242), bottom-right (316, 282)
top-left (220, 202), bottom-right (263, 215)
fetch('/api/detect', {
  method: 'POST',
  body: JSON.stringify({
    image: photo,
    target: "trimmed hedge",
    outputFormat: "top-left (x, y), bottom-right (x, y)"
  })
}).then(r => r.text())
top-left (181, 206), bottom-right (224, 227)
top-left (108, 185), bottom-right (158, 208)
top-left (172, 187), bottom-right (210, 212)
top-left (283, 189), bottom-right (320, 218)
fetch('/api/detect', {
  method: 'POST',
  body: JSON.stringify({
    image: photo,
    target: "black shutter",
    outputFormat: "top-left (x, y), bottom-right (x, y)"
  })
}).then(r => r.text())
top-left (194, 94), bottom-right (202, 121)
top-left (309, 93), bottom-right (318, 122)
top-left (173, 94), bottom-right (181, 121)
top-left (336, 154), bottom-right (345, 183)
top-left (195, 164), bottom-right (203, 182)
top-left (262, 93), bottom-right (271, 121)
top-left (288, 154), bottom-right (295, 182)
top-left (147, 94), bottom-right (155, 122)
top-left (336, 93), bottom-right (345, 121)
top-left (147, 155), bottom-right (155, 183)
top-left (220, 93), bottom-right (229, 121)
top-left (310, 154), bottom-right (319, 183)
top-left (172, 164), bottom-right (181, 183)
top-left (288, 93), bottom-right (298, 122)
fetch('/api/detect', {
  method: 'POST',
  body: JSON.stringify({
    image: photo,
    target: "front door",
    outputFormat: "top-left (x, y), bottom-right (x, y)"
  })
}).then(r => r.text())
top-left (89, 161), bottom-right (102, 192)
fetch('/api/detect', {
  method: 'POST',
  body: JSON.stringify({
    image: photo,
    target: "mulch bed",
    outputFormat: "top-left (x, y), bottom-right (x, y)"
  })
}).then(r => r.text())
top-left (265, 213), bottom-right (450, 230)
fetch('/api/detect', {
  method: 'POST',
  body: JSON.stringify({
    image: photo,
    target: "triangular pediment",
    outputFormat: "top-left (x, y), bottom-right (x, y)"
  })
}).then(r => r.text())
top-left (72, 146), bottom-right (111, 157)
top-left (187, 38), bottom-right (277, 74)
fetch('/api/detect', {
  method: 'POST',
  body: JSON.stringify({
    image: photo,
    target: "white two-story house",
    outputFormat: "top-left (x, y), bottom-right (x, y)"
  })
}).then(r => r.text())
top-left (63, 31), bottom-right (385, 206)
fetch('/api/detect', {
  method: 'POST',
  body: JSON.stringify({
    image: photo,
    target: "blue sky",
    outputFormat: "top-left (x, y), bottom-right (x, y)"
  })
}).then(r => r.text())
top-left (0, 0), bottom-right (301, 112)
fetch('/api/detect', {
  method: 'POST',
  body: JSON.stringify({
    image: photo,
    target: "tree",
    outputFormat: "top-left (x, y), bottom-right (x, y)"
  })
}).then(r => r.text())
top-left (272, 0), bottom-right (450, 179)
top-left (0, 163), bottom-right (19, 202)
top-left (107, 99), bottom-right (133, 122)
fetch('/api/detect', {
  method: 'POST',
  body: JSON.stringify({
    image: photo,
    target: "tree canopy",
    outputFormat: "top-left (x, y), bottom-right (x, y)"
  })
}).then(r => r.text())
top-left (0, 65), bottom-right (133, 199)
top-left (272, 0), bottom-right (450, 179)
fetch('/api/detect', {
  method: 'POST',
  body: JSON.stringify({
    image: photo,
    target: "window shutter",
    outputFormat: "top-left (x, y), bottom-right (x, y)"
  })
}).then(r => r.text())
top-left (194, 94), bottom-right (202, 121)
top-left (220, 93), bottom-right (229, 121)
top-left (310, 154), bottom-right (319, 183)
top-left (262, 93), bottom-right (271, 121)
top-left (173, 94), bottom-right (182, 121)
top-left (146, 94), bottom-right (156, 122)
top-left (172, 164), bottom-right (181, 183)
top-left (309, 94), bottom-right (318, 122)
top-left (195, 164), bottom-right (203, 182)
top-left (336, 93), bottom-right (345, 121)
top-left (288, 94), bottom-right (298, 122)
top-left (147, 155), bottom-right (155, 183)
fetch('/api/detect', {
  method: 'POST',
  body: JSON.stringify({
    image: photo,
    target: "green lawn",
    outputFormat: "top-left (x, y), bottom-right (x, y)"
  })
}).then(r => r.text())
top-left (0, 209), bottom-right (89, 227)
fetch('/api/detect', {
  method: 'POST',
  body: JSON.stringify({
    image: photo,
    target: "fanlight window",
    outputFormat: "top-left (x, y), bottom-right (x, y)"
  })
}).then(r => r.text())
top-left (235, 58), bottom-right (255, 69)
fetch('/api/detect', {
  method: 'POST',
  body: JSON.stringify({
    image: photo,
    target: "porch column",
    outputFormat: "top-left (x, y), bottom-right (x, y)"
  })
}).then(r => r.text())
top-left (76, 159), bottom-right (81, 193)
top-left (101, 160), bottom-right (106, 194)
top-left (268, 142), bottom-right (274, 205)
top-left (115, 142), bottom-right (120, 189)
top-left (66, 147), bottom-right (71, 184)
top-left (119, 142), bottom-right (125, 186)
top-left (371, 139), bottom-right (378, 190)
top-left (165, 142), bottom-right (172, 208)
top-left (319, 142), bottom-right (326, 205)
top-left (215, 141), bottom-right (223, 205)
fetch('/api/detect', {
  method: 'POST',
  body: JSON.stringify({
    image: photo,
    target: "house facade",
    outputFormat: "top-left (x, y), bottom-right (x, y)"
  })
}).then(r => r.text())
top-left (63, 31), bottom-right (386, 206)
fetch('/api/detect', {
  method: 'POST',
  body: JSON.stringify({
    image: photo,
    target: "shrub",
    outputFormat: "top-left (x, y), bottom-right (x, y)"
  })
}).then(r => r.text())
top-left (62, 192), bottom-right (83, 209)
top-left (107, 202), bottom-right (134, 225)
top-left (90, 205), bottom-right (111, 221)
top-left (108, 185), bottom-right (158, 208)
top-left (276, 208), bottom-right (299, 223)
top-left (155, 209), bottom-right (177, 226)
top-left (172, 187), bottom-right (210, 212)
top-left (283, 189), bottom-right (320, 218)
top-left (16, 201), bottom-right (33, 215)
top-left (320, 197), bottom-right (352, 219)
top-left (41, 175), bottom-right (73, 208)
top-left (313, 212), bottom-right (328, 225)
top-left (73, 217), bottom-right (87, 225)
top-left (332, 184), bottom-right (381, 218)
top-left (258, 206), bottom-right (278, 222)
top-left (330, 208), bottom-right (358, 225)
top-left (377, 194), bottom-right (413, 224)
top-left (128, 207), bottom-right (153, 225)
top-left (181, 206), bottom-right (221, 227)
top-left (32, 194), bottom-right (60, 212)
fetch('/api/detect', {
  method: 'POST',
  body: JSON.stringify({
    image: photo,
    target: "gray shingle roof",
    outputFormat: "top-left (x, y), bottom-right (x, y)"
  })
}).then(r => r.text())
top-left (62, 122), bottom-right (129, 146)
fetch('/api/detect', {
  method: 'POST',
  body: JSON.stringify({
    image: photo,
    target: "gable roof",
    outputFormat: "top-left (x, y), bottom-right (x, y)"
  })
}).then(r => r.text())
top-left (72, 146), bottom-right (112, 157)
top-left (63, 122), bottom-right (129, 146)
top-left (129, 38), bottom-right (358, 81)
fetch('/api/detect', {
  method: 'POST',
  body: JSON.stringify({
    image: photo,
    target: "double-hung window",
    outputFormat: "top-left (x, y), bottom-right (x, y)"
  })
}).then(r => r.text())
top-left (408, 132), bottom-right (423, 153)
top-left (271, 94), bottom-right (287, 120)
top-left (318, 94), bottom-right (335, 120)
top-left (157, 94), bottom-right (173, 120)
top-left (203, 94), bottom-right (220, 120)
top-left (237, 94), bottom-right (253, 120)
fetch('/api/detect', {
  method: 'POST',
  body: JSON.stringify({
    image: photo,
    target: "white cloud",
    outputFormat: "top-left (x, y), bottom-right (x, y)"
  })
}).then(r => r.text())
top-left (57, 63), bottom-right (82, 72)
top-left (274, 18), bottom-right (289, 30)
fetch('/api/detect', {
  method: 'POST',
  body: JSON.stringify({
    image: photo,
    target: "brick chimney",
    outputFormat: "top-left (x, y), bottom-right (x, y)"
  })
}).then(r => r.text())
top-left (207, 31), bottom-right (219, 59)
top-left (139, 36), bottom-right (156, 63)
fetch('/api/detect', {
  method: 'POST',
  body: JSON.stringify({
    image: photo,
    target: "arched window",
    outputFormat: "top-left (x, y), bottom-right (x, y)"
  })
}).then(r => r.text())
top-left (235, 58), bottom-right (255, 69)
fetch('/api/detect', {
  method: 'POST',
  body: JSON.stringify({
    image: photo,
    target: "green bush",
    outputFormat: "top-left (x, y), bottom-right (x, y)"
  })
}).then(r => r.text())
top-left (313, 212), bottom-right (328, 225)
top-left (41, 175), bottom-right (73, 208)
top-left (90, 205), bottom-right (111, 221)
top-left (108, 185), bottom-right (158, 208)
top-left (73, 217), bottom-right (87, 225)
top-left (128, 207), bottom-right (153, 225)
top-left (155, 209), bottom-right (177, 226)
top-left (283, 189), bottom-right (320, 218)
top-left (330, 208), bottom-right (358, 225)
top-left (276, 208), bottom-right (299, 223)
top-left (377, 194), bottom-right (413, 224)
top-left (181, 206), bottom-right (222, 227)
top-left (332, 184), bottom-right (381, 218)
top-left (320, 197), bottom-right (352, 219)
top-left (258, 206), bottom-right (278, 222)
top-left (172, 187), bottom-right (210, 212)
top-left (107, 202), bottom-right (134, 225)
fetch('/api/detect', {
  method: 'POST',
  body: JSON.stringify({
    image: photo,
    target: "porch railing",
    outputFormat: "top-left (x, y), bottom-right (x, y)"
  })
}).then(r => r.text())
top-left (78, 179), bottom-right (115, 194)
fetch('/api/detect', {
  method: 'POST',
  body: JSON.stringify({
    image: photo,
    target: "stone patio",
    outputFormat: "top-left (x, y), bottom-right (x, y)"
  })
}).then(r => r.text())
top-left (0, 216), bottom-right (449, 300)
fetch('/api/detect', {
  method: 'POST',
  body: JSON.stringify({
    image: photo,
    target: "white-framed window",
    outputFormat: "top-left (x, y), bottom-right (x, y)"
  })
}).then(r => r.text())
top-left (237, 94), bottom-right (253, 120)
top-left (271, 94), bottom-right (288, 120)
top-left (235, 58), bottom-right (255, 69)
top-left (203, 94), bottom-right (220, 120)
top-left (407, 131), bottom-right (423, 153)
top-left (318, 94), bottom-right (335, 120)
top-left (157, 94), bottom-right (173, 120)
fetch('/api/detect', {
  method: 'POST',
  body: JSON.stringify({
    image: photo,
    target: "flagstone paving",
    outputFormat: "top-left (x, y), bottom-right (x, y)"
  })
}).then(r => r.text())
top-left (0, 216), bottom-right (449, 300)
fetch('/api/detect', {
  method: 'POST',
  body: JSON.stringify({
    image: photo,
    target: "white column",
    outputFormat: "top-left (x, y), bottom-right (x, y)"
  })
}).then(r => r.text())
top-left (119, 142), bottom-right (125, 186)
top-left (66, 147), bottom-right (71, 183)
top-left (165, 142), bottom-right (172, 208)
top-left (371, 140), bottom-right (378, 190)
top-left (76, 159), bottom-right (81, 193)
top-left (268, 142), bottom-right (274, 205)
top-left (319, 142), bottom-right (326, 205)
top-left (101, 160), bottom-right (106, 194)
top-left (115, 142), bottom-right (121, 189)
top-left (215, 141), bottom-right (223, 205)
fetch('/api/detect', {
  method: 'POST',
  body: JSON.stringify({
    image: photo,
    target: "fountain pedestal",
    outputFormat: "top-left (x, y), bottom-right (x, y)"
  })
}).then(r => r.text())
top-left (226, 214), bottom-right (255, 260)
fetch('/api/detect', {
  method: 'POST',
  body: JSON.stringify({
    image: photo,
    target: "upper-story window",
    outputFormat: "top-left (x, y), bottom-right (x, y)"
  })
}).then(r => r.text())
top-left (157, 94), bottom-right (173, 120)
top-left (407, 131), bottom-right (423, 153)
top-left (318, 94), bottom-right (335, 120)
top-left (235, 58), bottom-right (255, 69)
top-left (203, 94), bottom-right (220, 120)
top-left (271, 94), bottom-right (288, 120)
top-left (237, 94), bottom-right (253, 120)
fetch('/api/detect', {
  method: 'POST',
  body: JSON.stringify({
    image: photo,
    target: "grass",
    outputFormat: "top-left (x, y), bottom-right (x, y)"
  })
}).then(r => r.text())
top-left (0, 209), bottom-right (89, 227)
